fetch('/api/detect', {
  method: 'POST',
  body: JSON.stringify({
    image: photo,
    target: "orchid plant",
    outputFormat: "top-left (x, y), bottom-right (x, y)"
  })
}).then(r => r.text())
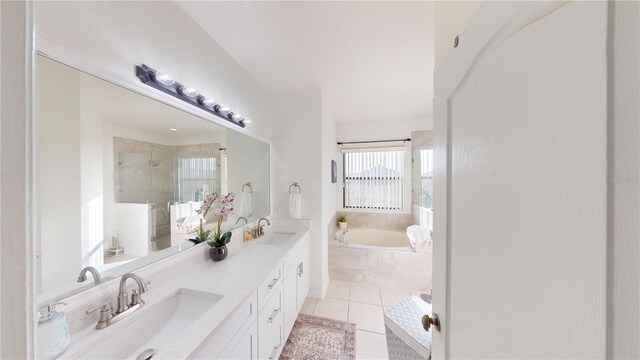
top-left (207, 193), bottom-right (235, 248)
top-left (190, 193), bottom-right (235, 246)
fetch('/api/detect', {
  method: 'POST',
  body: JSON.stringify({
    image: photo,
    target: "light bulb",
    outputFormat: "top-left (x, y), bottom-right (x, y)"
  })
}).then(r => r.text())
top-left (153, 71), bottom-right (175, 86)
top-left (216, 104), bottom-right (230, 113)
top-left (202, 98), bottom-right (216, 108)
top-left (232, 113), bottom-right (243, 121)
top-left (243, 117), bottom-right (253, 124)
top-left (180, 86), bottom-right (198, 98)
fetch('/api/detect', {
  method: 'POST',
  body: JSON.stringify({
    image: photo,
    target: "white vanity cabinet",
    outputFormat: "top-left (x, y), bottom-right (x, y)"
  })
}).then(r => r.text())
top-left (283, 236), bottom-right (310, 335)
top-left (191, 231), bottom-right (310, 360)
top-left (217, 320), bottom-right (258, 360)
top-left (257, 282), bottom-right (284, 359)
top-left (191, 290), bottom-right (258, 359)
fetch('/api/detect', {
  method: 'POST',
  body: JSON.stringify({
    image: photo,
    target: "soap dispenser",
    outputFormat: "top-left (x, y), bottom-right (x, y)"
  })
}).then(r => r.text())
top-left (36, 302), bottom-right (71, 360)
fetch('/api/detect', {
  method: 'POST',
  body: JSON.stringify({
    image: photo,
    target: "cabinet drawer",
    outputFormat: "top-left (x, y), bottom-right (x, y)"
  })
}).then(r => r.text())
top-left (258, 284), bottom-right (283, 338)
top-left (258, 263), bottom-right (283, 309)
top-left (258, 307), bottom-right (284, 360)
top-left (191, 290), bottom-right (257, 359)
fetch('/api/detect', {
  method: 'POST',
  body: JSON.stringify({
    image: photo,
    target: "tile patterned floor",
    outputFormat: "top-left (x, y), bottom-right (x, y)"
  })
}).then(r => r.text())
top-left (300, 281), bottom-right (428, 360)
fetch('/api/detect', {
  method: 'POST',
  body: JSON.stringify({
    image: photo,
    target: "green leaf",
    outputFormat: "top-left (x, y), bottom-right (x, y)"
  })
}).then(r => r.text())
top-left (220, 231), bottom-right (232, 245)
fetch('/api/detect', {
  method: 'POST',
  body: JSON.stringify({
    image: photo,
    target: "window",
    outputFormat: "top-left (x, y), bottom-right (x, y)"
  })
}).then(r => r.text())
top-left (343, 149), bottom-right (405, 210)
top-left (420, 148), bottom-right (434, 208)
top-left (178, 156), bottom-right (218, 202)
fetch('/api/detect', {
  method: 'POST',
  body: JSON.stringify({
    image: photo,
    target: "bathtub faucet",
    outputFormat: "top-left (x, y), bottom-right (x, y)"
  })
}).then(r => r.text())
top-left (338, 229), bottom-right (349, 244)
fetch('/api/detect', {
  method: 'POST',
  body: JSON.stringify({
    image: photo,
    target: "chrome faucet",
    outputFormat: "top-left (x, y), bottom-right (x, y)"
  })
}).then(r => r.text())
top-left (117, 273), bottom-right (148, 313)
top-left (86, 272), bottom-right (149, 330)
top-left (255, 217), bottom-right (271, 238)
top-left (236, 217), bottom-right (248, 225)
top-left (339, 229), bottom-right (349, 244)
top-left (77, 266), bottom-right (102, 284)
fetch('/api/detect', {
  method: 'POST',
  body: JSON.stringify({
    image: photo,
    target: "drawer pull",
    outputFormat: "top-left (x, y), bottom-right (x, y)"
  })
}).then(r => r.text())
top-left (268, 345), bottom-right (279, 360)
top-left (297, 262), bottom-right (304, 277)
top-left (268, 307), bottom-right (281, 323)
top-left (267, 275), bottom-right (280, 290)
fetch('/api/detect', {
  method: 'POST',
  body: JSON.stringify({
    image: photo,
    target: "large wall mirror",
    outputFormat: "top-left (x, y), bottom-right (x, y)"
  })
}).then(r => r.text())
top-left (34, 54), bottom-right (270, 306)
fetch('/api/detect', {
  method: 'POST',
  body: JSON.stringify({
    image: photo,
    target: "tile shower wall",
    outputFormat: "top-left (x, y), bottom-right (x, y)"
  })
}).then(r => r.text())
top-left (339, 211), bottom-right (412, 231)
top-left (113, 137), bottom-right (220, 204)
top-left (112, 137), bottom-right (220, 249)
top-left (113, 137), bottom-right (175, 204)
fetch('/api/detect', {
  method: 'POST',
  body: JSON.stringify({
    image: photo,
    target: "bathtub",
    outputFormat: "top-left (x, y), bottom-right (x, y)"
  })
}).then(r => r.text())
top-left (329, 228), bottom-right (432, 291)
top-left (339, 228), bottom-right (413, 252)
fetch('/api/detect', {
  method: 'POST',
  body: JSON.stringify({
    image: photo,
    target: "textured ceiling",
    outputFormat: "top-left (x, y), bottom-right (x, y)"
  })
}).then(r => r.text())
top-left (177, 1), bottom-right (434, 123)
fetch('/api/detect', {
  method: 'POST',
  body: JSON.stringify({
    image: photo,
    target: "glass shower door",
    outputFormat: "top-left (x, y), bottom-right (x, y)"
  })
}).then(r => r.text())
top-left (150, 150), bottom-right (176, 250)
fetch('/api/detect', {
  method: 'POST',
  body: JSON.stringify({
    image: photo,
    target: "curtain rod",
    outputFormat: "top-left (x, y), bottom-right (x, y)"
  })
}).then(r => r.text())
top-left (337, 138), bottom-right (411, 146)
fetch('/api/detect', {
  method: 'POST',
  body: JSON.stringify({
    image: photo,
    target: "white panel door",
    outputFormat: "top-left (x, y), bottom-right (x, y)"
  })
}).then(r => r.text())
top-left (433, 2), bottom-right (617, 358)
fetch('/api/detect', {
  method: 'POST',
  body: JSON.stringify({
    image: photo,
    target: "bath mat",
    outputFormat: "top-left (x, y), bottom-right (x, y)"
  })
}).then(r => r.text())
top-left (280, 313), bottom-right (356, 360)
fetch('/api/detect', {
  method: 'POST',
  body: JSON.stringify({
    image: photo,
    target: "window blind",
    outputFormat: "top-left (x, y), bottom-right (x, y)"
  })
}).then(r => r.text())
top-left (420, 148), bottom-right (434, 208)
top-left (178, 156), bottom-right (217, 202)
top-left (343, 149), bottom-right (404, 210)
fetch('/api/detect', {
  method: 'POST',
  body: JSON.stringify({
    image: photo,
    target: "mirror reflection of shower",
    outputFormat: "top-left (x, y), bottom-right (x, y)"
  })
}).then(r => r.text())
top-left (114, 137), bottom-right (221, 252)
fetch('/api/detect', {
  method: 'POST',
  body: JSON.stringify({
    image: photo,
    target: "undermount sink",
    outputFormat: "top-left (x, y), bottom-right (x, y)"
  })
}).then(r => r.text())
top-left (261, 232), bottom-right (295, 245)
top-left (79, 288), bottom-right (222, 359)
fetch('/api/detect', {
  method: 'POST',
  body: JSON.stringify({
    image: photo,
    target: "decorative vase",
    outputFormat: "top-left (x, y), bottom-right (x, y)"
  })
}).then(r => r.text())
top-left (210, 245), bottom-right (228, 262)
top-left (338, 222), bottom-right (347, 230)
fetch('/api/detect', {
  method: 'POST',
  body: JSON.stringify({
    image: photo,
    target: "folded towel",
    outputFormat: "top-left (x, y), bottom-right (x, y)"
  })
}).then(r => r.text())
top-left (239, 192), bottom-right (253, 218)
top-left (290, 193), bottom-right (301, 219)
top-left (406, 225), bottom-right (432, 254)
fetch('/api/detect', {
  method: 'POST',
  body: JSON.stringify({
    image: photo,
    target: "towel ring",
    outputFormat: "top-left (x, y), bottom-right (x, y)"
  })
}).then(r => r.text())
top-left (289, 182), bottom-right (301, 194)
top-left (242, 183), bottom-right (253, 193)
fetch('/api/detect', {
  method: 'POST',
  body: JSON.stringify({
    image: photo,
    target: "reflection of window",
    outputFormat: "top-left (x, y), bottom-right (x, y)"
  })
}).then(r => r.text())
top-left (420, 149), bottom-right (434, 208)
top-left (178, 157), bottom-right (217, 202)
top-left (343, 149), bottom-right (404, 210)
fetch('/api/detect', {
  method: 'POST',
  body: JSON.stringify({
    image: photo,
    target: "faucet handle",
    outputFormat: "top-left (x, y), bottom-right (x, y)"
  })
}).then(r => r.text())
top-left (86, 302), bottom-right (112, 316)
top-left (86, 303), bottom-right (114, 329)
top-left (130, 289), bottom-right (142, 306)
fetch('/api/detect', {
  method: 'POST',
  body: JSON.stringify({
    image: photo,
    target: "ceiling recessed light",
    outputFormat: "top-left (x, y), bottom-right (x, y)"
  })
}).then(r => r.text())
top-left (169, 128), bottom-right (178, 132)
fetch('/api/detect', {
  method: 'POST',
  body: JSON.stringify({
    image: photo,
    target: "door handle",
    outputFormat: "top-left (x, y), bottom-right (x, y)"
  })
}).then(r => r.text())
top-left (422, 313), bottom-right (440, 332)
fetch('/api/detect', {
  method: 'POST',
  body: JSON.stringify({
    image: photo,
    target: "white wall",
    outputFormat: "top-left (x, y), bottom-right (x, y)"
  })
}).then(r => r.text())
top-left (271, 89), bottom-right (328, 297)
top-left (336, 118), bottom-right (431, 214)
top-left (35, 55), bottom-right (83, 294)
top-left (1, 2), bottom-right (3, 352)
top-left (80, 74), bottom-right (105, 269)
top-left (35, 1), bottom-right (272, 140)
top-left (434, 1), bottom-right (483, 67)
top-left (610, 1), bottom-right (639, 357)
top-left (1, 2), bottom-right (34, 357)
top-left (226, 130), bottom-right (271, 219)
top-left (321, 89), bottom-right (339, 292)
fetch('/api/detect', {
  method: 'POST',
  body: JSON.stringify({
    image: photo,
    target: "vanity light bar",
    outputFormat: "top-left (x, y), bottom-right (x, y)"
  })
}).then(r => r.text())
top-left (135, 64), bottom-right (246, 128)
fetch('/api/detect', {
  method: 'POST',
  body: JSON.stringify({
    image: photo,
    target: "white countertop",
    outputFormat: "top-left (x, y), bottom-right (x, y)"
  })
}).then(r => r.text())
top-left (60, 220), bottom-right (311, 359)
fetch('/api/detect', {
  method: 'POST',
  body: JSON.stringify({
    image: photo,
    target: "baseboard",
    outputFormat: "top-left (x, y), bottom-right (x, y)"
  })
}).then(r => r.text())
top-left (308, 289), bottom-right (324, 299)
